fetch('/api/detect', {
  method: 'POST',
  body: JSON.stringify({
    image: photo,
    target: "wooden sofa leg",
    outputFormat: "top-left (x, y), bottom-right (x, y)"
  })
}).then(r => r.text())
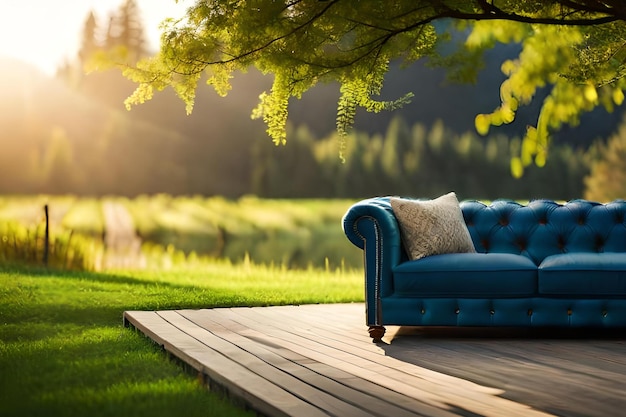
top-left (368, 326), bottom-right (386, 343)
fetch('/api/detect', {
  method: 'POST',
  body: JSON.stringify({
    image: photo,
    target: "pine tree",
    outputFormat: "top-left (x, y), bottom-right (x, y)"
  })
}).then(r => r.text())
top-left (57, 10), bottom-right (100, 86)
top-left (105, 0), bottom-right (146, 63)
top-left (79, 11), bottom-right (100, 67)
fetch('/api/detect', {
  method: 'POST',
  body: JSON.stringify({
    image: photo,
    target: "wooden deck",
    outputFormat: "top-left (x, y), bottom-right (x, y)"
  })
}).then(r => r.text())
top-left (123, 303), bottom-right (626, 417)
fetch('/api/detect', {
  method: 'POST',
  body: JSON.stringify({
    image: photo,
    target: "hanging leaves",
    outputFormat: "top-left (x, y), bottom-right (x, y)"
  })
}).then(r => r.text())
top-left (115, 0), bottom-right (626, 167)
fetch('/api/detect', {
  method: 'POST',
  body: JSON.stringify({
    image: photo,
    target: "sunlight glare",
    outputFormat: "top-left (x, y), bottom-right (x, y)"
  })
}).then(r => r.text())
top-left (0, 0), bottom-right (188, 76)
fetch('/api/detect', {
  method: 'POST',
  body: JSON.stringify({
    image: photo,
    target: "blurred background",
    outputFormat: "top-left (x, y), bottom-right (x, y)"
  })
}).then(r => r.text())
top-left (2, 0), bottom-right (625, 271)
top-left (1, 0), bottom-right (624, 201)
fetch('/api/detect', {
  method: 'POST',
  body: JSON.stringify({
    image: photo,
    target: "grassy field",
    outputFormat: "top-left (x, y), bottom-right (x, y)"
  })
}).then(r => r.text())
top-left (122, 195), bottom-right (361, 269)
top-left (0, 261), bottom-right (363, 417)
top-left (0, 195), bottom-right (362, 270)
top-left (0, 195), bottom-right (365, 414)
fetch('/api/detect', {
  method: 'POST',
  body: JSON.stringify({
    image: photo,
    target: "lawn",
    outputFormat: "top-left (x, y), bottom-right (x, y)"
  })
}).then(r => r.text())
top-left (0, 262), bottom-right (363, 417)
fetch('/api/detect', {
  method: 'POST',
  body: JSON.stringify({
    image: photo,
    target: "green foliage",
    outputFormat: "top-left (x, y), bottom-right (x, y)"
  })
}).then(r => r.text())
top-left (251, 74), bottom-right (291, 145)
top-left (118, 0), bottom-right (626, 169)
top-left (584, 116), bottom-right (626, 202)
top-left (253, 116), bottom-right (590, 201)
top-left (124, 1), bottom-right (439, 147)
top-left (335, 61), bottom-right (414, 158)
top-left (469, 21), bottom-right (626, 176)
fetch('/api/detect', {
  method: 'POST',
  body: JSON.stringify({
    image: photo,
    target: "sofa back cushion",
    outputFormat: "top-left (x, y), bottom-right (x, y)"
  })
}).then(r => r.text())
top-left (461, 199), bottom-right (626, 265)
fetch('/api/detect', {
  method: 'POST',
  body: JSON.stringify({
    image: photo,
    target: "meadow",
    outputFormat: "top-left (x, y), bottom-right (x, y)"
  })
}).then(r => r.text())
top-left (0, 195), bottom-right (364, 416)
top-left (0, 194), bottom-right (362, 271)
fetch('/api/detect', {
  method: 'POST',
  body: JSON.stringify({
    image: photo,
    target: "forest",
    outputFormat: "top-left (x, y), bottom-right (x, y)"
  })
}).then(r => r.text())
top-left (1, 0), bottom-right (625, 202)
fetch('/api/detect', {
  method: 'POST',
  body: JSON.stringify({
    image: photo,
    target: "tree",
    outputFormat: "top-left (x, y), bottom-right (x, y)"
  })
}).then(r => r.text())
top-left (584, 117), bottom-right (626, 201)
top-left (121, 1), bottom-right (626, 174)
top-left (57, 11), bottom-right (100, 86)
top-left (62, 3), bottom-right (147, 88)
top-left (79, 11), bottom-right (101, 66)
top-left (105, 0), bottom-right (147, 63)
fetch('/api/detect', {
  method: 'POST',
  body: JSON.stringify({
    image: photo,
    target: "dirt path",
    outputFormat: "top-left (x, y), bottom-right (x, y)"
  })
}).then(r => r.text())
top-left (102, 201), bottom-right (145, 269)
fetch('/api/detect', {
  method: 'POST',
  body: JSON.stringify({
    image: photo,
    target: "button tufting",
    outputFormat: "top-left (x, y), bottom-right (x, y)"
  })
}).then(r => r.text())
top-left (499, 218), bottom-right (509, 226)
top-left (455, 308), bottom-right (460, 314)
top-left (595, 236), bottom-right (604, 252)
top-left (567, 308), bottom-right (572, 316)
top-left (421, 308), bottom-right (426, 315)
top-left (578, 217), bottom-right (586, 225)
top-left (602, 310), bottom-right (608, 318)
top-left (527, 309), bottom-right (533, 316)
top-left (489, 309), bottom-right (495, 315)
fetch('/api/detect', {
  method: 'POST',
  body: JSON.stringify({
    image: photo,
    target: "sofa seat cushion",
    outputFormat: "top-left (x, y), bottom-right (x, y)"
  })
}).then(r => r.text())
top-left (538, 253), bottom-right (626, 296)
top-left (393, 253), bottom-right (537, 297)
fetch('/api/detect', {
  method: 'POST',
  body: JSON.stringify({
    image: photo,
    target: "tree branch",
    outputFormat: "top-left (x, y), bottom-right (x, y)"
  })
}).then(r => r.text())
top-left (163, 1), bottom-right (623, 77)
top-left (440, 8), bottom-right (619, 26)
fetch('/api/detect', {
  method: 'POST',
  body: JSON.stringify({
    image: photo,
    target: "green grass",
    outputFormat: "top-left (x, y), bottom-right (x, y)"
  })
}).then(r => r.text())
top-left (0, 262), bottom-right (363, 417)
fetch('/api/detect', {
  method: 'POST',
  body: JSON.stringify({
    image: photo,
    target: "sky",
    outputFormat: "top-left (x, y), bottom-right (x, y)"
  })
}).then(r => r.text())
top-left (0, 0), bottom-right (190, 76)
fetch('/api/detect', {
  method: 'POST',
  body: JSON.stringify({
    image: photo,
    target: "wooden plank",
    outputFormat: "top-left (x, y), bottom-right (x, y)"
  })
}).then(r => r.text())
top-left (178, 311), bottom-right (451, 417)
top-left (125, 304), bottom-right (626, 417)
top-left (178, 309), bottom-right (451, 417)
top-left (262, 304), bottom-right (372, 342)
top-left (379, 326), bottom-right (626, 417)
top-left (155, 310), bottom-right (379, 417)
top-left (124, 310), bottom-right (329, 417)
top-left (224, 305), bottom-right (504, 392)
top-left (215, 307), bottom-right (552, 417)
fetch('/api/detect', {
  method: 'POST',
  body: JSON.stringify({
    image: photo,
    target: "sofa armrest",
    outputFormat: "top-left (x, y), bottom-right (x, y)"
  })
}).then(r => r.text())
top-left (342, 197), bottom-right (404, 326)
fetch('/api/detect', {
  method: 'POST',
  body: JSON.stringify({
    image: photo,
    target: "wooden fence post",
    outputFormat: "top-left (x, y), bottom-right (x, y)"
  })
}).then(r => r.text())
top-left (43, 204), bottom-right (49, 266)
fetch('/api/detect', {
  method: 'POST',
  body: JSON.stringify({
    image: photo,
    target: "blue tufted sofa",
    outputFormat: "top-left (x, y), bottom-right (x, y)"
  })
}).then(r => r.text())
top-left (342, 197), bottom-right (626, 342)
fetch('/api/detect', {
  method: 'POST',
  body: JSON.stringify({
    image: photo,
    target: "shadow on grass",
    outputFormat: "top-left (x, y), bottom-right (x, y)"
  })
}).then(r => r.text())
top-left (4, 264), bottom-right (186, 288)
top-left (0, 266), bottom-right (258, 417)
top-left (0, 324), bottom-right (253, 417)
top-left (0, 265), bottom-right (304, 336)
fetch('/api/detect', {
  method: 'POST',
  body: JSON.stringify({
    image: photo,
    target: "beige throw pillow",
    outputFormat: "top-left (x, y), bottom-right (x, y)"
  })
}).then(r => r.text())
top-left (390, 192), bottom-right (476, 260)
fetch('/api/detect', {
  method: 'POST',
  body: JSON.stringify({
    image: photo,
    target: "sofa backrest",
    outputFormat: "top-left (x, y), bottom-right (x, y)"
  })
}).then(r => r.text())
top-left (461, 199), bottom-right (626, 265)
